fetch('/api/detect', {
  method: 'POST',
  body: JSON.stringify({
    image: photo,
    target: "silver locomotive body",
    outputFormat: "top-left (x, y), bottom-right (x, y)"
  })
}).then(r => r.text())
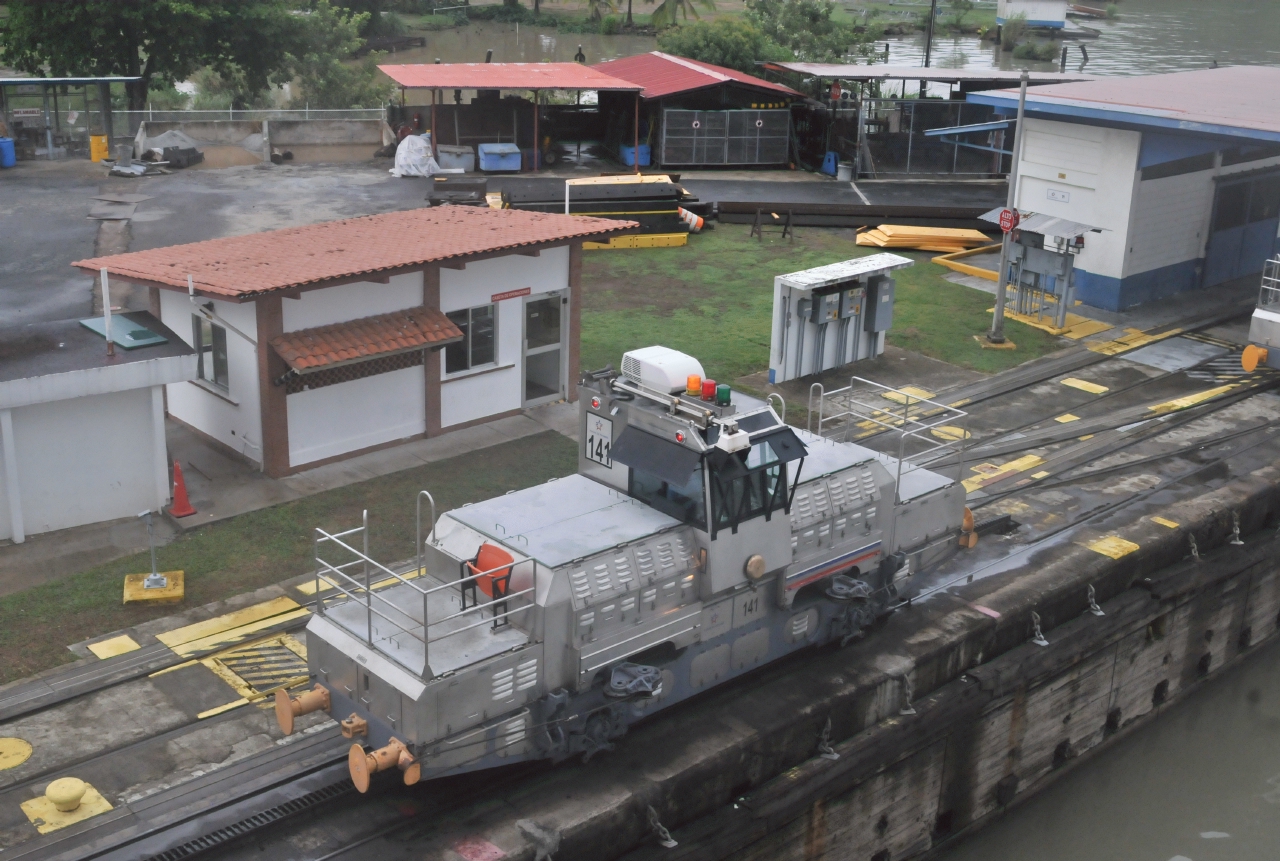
top-left (290, 347), bottom-right (967, 790)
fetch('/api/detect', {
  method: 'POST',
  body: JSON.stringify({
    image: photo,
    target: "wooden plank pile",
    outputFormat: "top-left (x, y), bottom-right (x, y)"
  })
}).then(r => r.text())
top-left (855, 224), bottom-right (992, 254)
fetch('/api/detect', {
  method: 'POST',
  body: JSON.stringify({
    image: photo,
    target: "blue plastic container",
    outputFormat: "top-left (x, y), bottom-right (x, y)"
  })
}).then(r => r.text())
top-left (620, 144), bottom-right (651, 167)
top-left (477, 142), bottom-right (522, 172)
top-left (0, 138), bottom-right (15, 169)
top-left (820, 151), bottom-right (838, 176)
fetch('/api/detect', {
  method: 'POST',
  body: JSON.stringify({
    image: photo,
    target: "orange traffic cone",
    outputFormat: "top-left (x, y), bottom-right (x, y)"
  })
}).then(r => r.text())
top-left (169, 460), bottom-right (196, 518)
top-left (678, 207), bottom-right (704, 233)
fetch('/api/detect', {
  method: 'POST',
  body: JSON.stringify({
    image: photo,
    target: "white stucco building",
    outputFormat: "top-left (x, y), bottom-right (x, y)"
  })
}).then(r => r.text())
top-left (969, 67), bottom-right (1280, 310)
top-left (0, 313), bottom-right (196, 543)
top-left (75, 207), bottom-right (630, 478)
top-left (996, 0), bottom-right (1067, 29)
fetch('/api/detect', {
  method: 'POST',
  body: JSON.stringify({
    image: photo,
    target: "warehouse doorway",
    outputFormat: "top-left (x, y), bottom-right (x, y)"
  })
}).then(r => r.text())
top-left (523, 292), bottom-right (565, 406)
top-left (1204, 171), bottom-right (1280, 286)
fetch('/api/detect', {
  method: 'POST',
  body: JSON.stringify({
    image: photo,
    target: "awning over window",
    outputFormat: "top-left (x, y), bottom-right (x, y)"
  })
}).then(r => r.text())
top-left (753, 427), bottom-right (807, 463)
top-left (611, 427), bottom-right (702, 488)
top-left (270, 307), bottom-right (463, 373)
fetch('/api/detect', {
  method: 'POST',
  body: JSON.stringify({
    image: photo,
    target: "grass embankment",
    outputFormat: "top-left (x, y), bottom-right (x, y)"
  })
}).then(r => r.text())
top-left (580, 222), bottom-right (1059, 382)
top-left (0, 432), bottom-right (577, 685)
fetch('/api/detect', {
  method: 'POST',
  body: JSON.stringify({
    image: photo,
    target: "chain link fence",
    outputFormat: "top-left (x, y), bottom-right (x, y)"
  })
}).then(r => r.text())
top-left (851, 99), bottom-right (1010, 178)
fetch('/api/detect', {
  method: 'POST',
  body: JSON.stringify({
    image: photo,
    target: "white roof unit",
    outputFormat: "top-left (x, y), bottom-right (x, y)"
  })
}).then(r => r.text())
top-left (620, 346), bottom-right (705, 394)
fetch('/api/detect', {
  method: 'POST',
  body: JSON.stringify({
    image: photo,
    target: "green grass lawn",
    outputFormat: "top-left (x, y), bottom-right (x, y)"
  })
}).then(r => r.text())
top-left (580, 223), bottom-right (1061, 382)
top-left (0, 432), bottom-right (577, 685)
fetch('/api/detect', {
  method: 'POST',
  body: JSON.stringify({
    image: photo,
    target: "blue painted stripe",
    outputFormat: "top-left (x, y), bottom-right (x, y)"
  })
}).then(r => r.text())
top-left (785, 541), bottom-right (881, 589)
top-left (995, 16), bottom-right (1064, 27)
top-left (964, 93), bottom-right (1280, 145)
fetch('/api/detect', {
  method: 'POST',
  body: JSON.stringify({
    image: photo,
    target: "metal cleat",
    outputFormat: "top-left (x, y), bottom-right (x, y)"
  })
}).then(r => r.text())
top-left (1087, 584), bottom-right (1105, 617)
top-left (1230, 512), bottom-right (1245, 545)
top-left (1189, 534), bottom-right (1200, 561)
top-left (647, 805), bottom-right (679, 849)
top-left (1031, 611), bottom-right (1050, 647)
top-left (899, 674), bottom-right (917, 715)
top-left (817, 717), bottom-right (841, 760)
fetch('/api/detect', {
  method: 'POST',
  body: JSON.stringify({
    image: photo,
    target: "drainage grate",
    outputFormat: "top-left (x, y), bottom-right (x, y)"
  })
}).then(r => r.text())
top-left (141, 780), bottom-right (353, 861)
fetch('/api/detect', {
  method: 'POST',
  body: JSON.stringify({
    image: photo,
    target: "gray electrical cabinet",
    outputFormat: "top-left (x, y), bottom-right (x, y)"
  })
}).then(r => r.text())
top-left (769, 254), bottom-right (913, 384)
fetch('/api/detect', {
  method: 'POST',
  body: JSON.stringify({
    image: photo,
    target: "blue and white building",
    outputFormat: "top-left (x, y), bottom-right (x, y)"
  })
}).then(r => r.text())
top-left (968, 66), bottom-right (1280, 310)
top-left (996, 0), bottom-right (1066, 30)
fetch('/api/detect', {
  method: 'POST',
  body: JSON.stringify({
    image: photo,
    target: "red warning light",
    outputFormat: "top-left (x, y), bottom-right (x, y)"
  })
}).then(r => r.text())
top-left (675, 431), bottom-right (685, 443)
top-left (590, 397), bottom-right (601, 409)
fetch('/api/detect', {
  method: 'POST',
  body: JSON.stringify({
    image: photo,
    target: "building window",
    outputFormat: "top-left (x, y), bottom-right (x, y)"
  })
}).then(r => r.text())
top-left (193, 314), bottom-right (229, 392)
top-left (444, 304), bottom-right (496, 373)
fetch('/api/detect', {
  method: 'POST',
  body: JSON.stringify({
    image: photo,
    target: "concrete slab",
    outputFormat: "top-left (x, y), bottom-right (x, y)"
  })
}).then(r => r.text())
top-left (526, 401), bottom-right (581, 441)
top-left (1121, 336), bottom-right (1228, 372)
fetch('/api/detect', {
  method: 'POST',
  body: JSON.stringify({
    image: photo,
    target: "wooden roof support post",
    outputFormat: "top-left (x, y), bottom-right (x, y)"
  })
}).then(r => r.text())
top-left (533, 89), bottom-right (539, 172)
top-left (430, 88), bottom-right (437, 145)
top-left (634, 93), bottom-right (640, 174)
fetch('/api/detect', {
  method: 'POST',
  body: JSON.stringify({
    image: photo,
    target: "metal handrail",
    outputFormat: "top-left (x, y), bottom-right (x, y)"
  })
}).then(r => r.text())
top-left (416, 490), bottom-right (436, 581)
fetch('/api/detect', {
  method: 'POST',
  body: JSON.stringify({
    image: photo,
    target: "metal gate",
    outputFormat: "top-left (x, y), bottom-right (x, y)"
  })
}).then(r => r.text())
top-left (661, 109), bottom-right (790, 166)
top-left (1204, 170), bottom-right (1280, 286)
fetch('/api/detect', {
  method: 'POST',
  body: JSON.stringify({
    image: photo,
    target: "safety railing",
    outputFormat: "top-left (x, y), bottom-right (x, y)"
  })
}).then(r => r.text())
top-left (313, 506), bottom-right (538, 680)
top-left (1260, 258), bottom-right (1280, 309)
top-left (808, 377), bottom-right (968, 505)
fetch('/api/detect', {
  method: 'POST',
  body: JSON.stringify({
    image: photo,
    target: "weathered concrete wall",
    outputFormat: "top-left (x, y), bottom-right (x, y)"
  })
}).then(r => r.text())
top-left (268, 119), bottom-right (383, 146)
top-left (405, 464), bottom-right (1280, 861)
top-left (143, 120), bottom-right (262, 146)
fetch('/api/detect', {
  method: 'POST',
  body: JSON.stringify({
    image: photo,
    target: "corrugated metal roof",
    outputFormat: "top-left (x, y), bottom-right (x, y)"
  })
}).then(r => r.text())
top-left (763, 63), bottom-right (1095, 84)
top-left (591, 52), bottom-right (800, 100)
top-left (979, 208), bottom-right (1102, 239)
top-left (73, 208), bottom-right (634, 299)
top-left (378, 62), bottom-right (641, 91)
top-left (966, 66), bottom-right (1280, 142)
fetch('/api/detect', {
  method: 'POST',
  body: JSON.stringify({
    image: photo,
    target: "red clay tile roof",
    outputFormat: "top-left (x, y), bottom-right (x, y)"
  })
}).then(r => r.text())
top-left (590, 52), bottom-right (800, 100)
top-left (271, 307), bottom-right (463, 372)
top-left (72, 207), bottom-right (634, 300)
top-left (379, 62), bottom-right (642, 91)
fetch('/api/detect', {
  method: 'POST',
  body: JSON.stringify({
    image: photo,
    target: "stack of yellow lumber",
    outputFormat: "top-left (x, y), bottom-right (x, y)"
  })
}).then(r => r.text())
top-left (855, 224), bottom-right (991, 254)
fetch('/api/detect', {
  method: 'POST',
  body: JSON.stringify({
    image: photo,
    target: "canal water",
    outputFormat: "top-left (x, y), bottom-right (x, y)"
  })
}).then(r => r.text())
top-left (939, 636), bottom-right (1280, 861)
top-left (883, 0), bottom-right (1280, 75)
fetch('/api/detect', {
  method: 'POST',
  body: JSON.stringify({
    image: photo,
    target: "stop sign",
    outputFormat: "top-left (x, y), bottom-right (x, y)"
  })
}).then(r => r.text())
top-left (999, 208), bottom-right (1020, 233)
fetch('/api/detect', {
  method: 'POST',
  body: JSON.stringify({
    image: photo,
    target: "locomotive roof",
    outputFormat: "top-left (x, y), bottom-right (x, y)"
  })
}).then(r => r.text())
top-left (449, 474), bottom-right (683, 569)
top-left (794, 429), bottom-right (955, 502)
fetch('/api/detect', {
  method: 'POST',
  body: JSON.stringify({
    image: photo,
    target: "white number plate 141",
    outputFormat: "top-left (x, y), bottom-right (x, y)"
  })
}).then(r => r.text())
top-left (586, 415), bottom-right (613, 467)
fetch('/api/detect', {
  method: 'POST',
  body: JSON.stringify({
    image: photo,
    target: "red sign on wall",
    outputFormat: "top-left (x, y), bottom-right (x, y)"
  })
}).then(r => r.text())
top-left (998, 208), bottom-right (1020, 233)
top-left (491, 287), bottom-right (532, 302)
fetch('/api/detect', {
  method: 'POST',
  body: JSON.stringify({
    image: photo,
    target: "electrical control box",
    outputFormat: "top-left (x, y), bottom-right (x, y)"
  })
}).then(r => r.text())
top-left (838, 285), bottom-right (865, 319)
top-left (865, 276), bottom-right (895, 333)
top-left (812, 291), bottom-right (841, 323)
top-left (769, 254), bottom-right (913, 384)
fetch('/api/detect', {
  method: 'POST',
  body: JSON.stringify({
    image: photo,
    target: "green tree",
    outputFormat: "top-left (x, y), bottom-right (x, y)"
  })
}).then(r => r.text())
top-left (744, 0), bottom-right (869, 62)
top-left (0, 0), bottom-right (301, 111)
top-left (286, 1), bottom-right (396, 109)
top-left (190, 66), bottom-right (275, 111)
top-left (945, 0), bottom-right (974, 29)
top-left (647, 0), bottom-right (717, 30)
top-left (656, 19), bottom-right (792, 74)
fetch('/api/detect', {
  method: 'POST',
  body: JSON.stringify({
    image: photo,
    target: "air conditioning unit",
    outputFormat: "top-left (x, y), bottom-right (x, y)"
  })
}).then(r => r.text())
top-left (620, 346), bottom-right (705, 394)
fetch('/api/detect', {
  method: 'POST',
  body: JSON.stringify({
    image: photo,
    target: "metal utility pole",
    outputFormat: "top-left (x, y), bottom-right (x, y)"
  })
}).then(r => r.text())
top-left (920, 0), bottom-right (939, 97)
top-left (988, 69), bottom-right (1029, 345)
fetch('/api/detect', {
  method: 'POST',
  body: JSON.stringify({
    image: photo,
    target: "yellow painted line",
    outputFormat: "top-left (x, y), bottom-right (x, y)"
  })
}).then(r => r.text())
top-left (157, 597), bottom-right (301, 650)
top-left (21, 784), bottom-right (112, 833)
top-left (148, 659), bottom-right (198, 678)
top-left (1062, 319), bottom-right (1113, 340)
top-left (280, 633), bottom-right (308, 658)
top-left (87, 634), bottom-right (141, 660)
top-left (931, 244), bottom-right (1002, 280)
top-left (0, 737), bottom-right (33, 770)
top-left (1004, 455), bottom-right (1046, 472)
top-left (1054, 413), bottom-right (1080, 423)
top-left (1085, 536), bottom-right (1140, 559)
top-left (1061, 378), bottom-right (1109, 394)
top-left (962, 455), bottom-right (1046, 492)
top-left (1087, 327), bottom-right (1184, 355)
top-left (882, 385), bottom-right (935, 404)
top-left (164, 607), bottom-right (312, 657)
top-left (1148, 384), bottom-right (1235, 414)
top-left (584, 233), bottom-right (687, 250)
top-left (930, 425), bottom-right (971, 441)
top-left (294, 576), bottom-right (337, 596)
top-left (202, 656), bottom-right (258, 701)
top-left (1031, 470), bottom-right (1050, 479)
top-left (197, 699), bottom-right (249, 720)
top-left (1078, 434), bottom-right (1095, 440)
top-left (1150, 516), bottom-right (1180, 529)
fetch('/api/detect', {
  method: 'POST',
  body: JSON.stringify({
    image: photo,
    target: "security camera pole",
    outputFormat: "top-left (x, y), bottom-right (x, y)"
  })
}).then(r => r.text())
top-left (988, 69), bottom-right (1030, 345)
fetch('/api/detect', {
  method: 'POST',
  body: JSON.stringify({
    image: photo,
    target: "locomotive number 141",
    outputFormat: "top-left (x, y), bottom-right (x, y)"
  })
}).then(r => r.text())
top-left (586, 415), bottom-right (613, 467)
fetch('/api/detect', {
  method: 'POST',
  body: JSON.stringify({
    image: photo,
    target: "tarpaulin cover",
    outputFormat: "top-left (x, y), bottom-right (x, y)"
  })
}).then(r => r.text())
top-left (390, 134), bottom-right (441, 178)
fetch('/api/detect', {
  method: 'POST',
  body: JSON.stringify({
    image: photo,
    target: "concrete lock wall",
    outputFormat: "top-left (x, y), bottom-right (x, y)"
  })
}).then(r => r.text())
top-left (159, 290), bottom-right (265, 466)
top-left (268, 119), bottom-right (383, 147)
top-left (142, 120), bottom-right (263, 147)
top-left (411, 464), bottom-right (1280, 861)
top-left (0, 388), bottom-right (161, 540)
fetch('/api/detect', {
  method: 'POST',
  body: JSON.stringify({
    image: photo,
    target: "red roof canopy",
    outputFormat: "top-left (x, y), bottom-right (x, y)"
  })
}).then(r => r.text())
top-left (378, 62), bottom-right (641, 91)
top-left (73, 208), bottom-right (633, 300)
top-left (590, 52), bottom-right (800, 100)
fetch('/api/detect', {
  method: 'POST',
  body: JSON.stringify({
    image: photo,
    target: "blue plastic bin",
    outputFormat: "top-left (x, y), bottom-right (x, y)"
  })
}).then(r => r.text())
top-left (620, 144), bottom-right (651, 167)
top-left (478, 142), bottom-right (522, 172)
top-left (0, 138), bottom-right (15, 169)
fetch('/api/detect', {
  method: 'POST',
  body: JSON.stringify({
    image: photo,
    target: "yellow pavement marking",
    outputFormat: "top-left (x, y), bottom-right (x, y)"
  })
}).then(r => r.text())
top-left (148, 659), bottom-right (198, 678)
top-left (962, 455), bottom-right (1046, 492)
top-left (1150, 516), bottom-right (1180, 529)
top-left (294, 576), bottom-right (337, 596)
top-left (1031, 470), bottom-right (1051, 479)
top-left (1078, 434), bottom-right (1095, 440)
top-left (1061, 378), bottom-right (1109, 394)
top-left (930, 425), bottom-right (971, 441)
top-left (296, 568), bottom-right (424, 596)
top-left (87, 634), bottom-right (141, 660)
top-left (0, 738), bottom-right (33, 770)
top-left (1054, 413), bottom-right (1080, 423)
top-left (21, 785), bottom-right (112, 834)
top-left (197, 699), bottom-right (249, 720)
top-left (1148, 384), bottom-right (1235, 414)
top-left (157, 597), bottom-right (302, 654)
top-left (1087, 327), bottom-right (1184, 355)
top-left (881, 385), bottom-right (935, 404)
top-left (163, 607), bottom-right (311, 658)
top-left (1062, 319), bottom-right (1113, 340)
top-left (1086, 536), bottom-right (1140, 559)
